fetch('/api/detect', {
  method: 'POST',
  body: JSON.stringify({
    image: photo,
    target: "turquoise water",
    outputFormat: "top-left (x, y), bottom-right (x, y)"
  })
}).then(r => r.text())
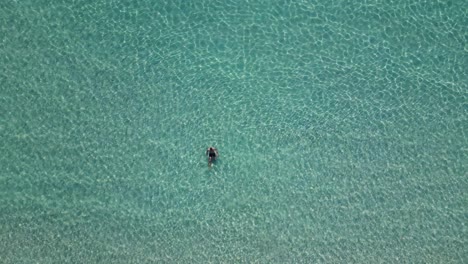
top-left (1, 0), bottom-right (467, 262)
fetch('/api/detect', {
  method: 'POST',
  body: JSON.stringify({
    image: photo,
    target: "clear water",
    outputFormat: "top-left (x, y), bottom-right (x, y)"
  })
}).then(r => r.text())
top-left (1, 0), bottom-right (466, 263)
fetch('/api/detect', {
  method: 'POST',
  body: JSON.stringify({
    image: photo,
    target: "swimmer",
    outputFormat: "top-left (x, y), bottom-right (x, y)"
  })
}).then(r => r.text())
top-left (206, 146), bottom-right (219, 167)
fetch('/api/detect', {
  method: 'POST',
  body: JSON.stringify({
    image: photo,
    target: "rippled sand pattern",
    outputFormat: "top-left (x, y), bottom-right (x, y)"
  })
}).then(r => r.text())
top-left (1, 0), bottom-right (467, 263)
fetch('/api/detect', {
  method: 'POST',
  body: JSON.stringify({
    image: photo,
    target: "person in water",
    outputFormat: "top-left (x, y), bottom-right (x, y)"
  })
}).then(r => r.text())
top-left (206, 146), bottom-right (219, 166)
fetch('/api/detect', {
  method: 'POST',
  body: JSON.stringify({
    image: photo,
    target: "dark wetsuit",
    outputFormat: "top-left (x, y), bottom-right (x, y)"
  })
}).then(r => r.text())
top-left (207, 149), bottom-right (217, 161)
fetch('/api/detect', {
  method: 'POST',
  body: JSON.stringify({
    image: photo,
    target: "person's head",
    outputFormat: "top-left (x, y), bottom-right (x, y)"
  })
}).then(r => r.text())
top-left (209, 147), bottom-right (214, 150)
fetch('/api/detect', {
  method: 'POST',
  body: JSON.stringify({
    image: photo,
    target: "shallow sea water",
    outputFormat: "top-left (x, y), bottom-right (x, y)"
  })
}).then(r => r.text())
top-left (1, 0), bottom-right (467, 263)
